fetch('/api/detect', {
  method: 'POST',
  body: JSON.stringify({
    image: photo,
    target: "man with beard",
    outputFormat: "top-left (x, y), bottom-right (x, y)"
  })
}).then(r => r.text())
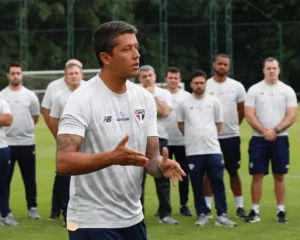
top-left (177, 69), bottom-right (236, 227)
top-left (0, 62), bottom-right (41, 223)
top-left (204, 54), bottom-right (247, 219)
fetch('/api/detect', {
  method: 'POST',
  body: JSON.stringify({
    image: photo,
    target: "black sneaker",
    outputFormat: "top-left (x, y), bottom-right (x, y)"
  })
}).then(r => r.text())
top-left (245, 210), bottom-right (260, 223)
top-left (277, 211), bottom-right (288, 223)
top-left (180, 205), bottom-right (193, 216)
top-left (236, 207), bottom-right (247, 219)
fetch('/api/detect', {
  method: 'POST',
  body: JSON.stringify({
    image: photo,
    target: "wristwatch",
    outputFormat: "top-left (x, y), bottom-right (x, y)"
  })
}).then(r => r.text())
top-left (274, 127), bottom-right (280, 134)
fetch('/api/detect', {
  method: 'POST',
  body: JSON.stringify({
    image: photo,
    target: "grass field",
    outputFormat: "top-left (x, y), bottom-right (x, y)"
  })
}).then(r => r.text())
top-left (1, 111), bottom-right (300, 240)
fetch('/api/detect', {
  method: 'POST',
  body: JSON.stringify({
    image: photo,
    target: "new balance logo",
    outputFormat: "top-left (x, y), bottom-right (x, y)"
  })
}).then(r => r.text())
top-left (103, 116), bottom-right (112, 123)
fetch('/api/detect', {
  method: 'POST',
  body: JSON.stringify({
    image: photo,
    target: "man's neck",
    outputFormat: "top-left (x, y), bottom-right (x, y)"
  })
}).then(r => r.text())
top-left (100, 69), bottom-right (127, 94)
top-left (213, 74), bottom-right (227, 83)
top-left (192, 92), bottom-right (205, 99)
top-left (8, 84), bottom-right (22, 91)
top-left (168, 87), bottom-right (180, 94)
top-left (68, 84), bottom-right (80, 92)
top-left (264, 78), bottom-right (279, 85)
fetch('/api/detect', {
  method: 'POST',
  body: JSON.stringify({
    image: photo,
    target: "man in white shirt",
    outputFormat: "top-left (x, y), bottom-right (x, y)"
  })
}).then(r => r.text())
top-left (138, 65), bottom-right (179, 225)
top-left (244, 57), bottom-right (297, 223)
top-left (0, 62), bottom-right (41, 221)
top-left (42, 59), bottom-right (84, 220)
top-left (165, 66), bottom-right (192, 216)
top-left (56, 21), bottom-right (185, 240)
top-left (0, 99), bottom-right (13, 226)
top-left (50, 63), bottom-right (84, 227)
top-left (177, 69), bottom-right (236, 227)
top-left (204, 54), bottom-right (247, 219)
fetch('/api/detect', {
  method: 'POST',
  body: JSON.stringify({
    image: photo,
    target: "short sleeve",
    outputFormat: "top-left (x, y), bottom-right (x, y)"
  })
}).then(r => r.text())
top-left (41, 83), bottom-right (53, 109)
top-left (30, 92), bottom-right (41, 116)
top-left (50, 98), bottom-right (62, 119)
top-left (214, 98), bottom-right (223, 123)
top-left (0, 100), bottom-right (11, 114)
top-left (286, 87), bottom-right (297, 107)
top-left (58, 92), bottom-right (90, 138)
top-left (237, 82), bottom-right (246, 103)
top-left (177, 101), bottom-right (185, 122)
top-left (245, 86), bottom-right (256, 107)
top-left (146, 94), bottom-right (158, 137)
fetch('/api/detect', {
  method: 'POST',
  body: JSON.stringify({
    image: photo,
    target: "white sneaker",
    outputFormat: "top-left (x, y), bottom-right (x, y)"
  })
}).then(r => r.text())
top-left (215, 213), bottom-right (237, 227)
top-left (195, 214), bottom-right (208, 227)
top-left (158, 216), bottom-right (179, 225)
top-left (28, 208), bottom-right (41, 219)
top-left (2, 213), bottom-right (19, 226)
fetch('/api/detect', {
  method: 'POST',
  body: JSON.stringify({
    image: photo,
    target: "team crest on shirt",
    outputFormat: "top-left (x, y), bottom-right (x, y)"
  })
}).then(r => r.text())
top-left (135, 109), bottom-right (145, 122)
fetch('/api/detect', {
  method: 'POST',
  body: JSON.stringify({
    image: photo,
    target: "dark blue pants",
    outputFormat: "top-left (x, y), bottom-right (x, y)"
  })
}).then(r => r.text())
top-left (168, 145), bottom-right (189, 206)
top-left (5, 145), bottom-right (37, 211)
top-left (68, 221), bottom-right (148, 240)
top-left (51, 171), bottom-right (71, 218)
top-left (187, 154), bottom-right (227, 216)
top-left (0, 147), bottom-right (10, 218)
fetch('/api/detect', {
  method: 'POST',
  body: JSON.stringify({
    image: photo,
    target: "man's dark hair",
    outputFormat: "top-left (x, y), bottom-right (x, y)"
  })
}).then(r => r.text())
top-left (263, 57), bottom-right (279, 68)
top-left (7, 61), bottom-right (22, 73)
top-left (189, 69), bottom-right (207, 82)
top-left (92, 21), bottom-right (138, 67)
top-left (214, 53), bottom-right (230, 62)
top-left (165, 66), bottom-right (181, 77)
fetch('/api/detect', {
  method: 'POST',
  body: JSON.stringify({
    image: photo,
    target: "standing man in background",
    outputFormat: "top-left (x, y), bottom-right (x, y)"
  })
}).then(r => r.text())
top-left (139, 65), bottom-right (179, 225)
top-left (204, 54), bottom-right (247, 219)
top-left (41, 59), bottom-right (84, 220)
top-left (0, 62), bottom-right (41, 222)
top-left (50, 63), bottom-right (84, 227)
top-left (245, 57), bottom-right (297, 223)
top-left (0, 99), bottom-right (13, 226)
top-left (165, 67), bottom-right (192, 216)
top-left (177, 69), bottom-right (236, 227)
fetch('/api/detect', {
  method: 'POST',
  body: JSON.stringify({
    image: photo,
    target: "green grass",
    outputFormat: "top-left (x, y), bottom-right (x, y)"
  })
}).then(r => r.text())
top-left (1, 111), bottom-right (300, 240)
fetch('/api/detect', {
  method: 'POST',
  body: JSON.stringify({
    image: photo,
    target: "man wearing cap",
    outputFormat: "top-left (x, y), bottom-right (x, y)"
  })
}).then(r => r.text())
top-left (42, 59), bottom-right (84, 220)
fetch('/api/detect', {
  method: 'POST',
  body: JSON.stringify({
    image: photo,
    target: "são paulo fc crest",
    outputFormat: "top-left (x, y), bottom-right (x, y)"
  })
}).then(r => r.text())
top-left (135, 109), bottom-right (145, 122)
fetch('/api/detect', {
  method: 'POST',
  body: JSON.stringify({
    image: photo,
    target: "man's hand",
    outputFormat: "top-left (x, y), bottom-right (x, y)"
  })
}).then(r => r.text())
top-left (263, 128), bottom-right (277, 141)
top-left (111, 135), bottom-right (149, 167)
top-left (159, 147), bottom-right (186, 186)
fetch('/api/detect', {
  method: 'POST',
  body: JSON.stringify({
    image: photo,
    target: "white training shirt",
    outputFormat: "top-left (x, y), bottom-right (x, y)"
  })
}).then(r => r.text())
top-left (206, 77), bottom-right (246, 139)
top-left (153, 86), bottom-right (172, 140)
top-left (0, 86), bottom-right (40, 146)
top-left (166, 89), bottom-right (191, 146)
top-left (177, 94), bottom-right (223, 156)
top-left (42, 77), bottom-right (66, 110)
top-left (58, 74), bottom-right (158, 229)
top-left (50, 82), bottom-right (87, 119)
top-left (0, 99), bottom-right (12, 148)
top-left (245, 80), bottom-right (297, 137)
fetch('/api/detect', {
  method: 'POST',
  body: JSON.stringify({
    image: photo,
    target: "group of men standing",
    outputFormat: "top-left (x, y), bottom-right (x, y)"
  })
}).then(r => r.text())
top-left (138, 54), bottom-right (297, 227)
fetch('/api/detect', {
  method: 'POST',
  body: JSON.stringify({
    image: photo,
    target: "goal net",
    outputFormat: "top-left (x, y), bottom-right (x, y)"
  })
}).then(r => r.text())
top-left (22, 69), bottom-right (185, 102)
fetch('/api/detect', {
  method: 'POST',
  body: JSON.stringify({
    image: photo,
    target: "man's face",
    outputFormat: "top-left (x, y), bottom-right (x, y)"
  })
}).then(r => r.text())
top-left (165, 72), bottom-right (181, 90)
top-left (263, 60), bottom-right (280, 83)
top-left (107, 33), bottom-right (140, 79)
top-left (190, 76), bottom-right (206, 96)
top-left (65, 65), bottom-right (82, 86)
top-left (138, 70), bottom-right (156, 88)
top-left (7, 67), bottom-right (22, 86)
top-left (213, 57), bottom-right (230, 76)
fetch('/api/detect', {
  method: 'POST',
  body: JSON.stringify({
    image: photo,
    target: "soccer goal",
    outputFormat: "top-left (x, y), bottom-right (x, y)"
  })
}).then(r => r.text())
top-left (22, 69), bottom-right (100, 102)
top-left (22, 69), bottom-right (185, 102)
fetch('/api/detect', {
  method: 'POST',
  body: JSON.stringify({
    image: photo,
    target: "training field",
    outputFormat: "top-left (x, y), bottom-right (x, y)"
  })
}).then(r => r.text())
top-left (1, 110), bottom-right (300, 240)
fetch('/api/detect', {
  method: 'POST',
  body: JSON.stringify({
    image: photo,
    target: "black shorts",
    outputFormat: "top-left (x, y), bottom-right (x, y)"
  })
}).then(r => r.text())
top-left (68, 221), bottom-right (148, 240)
top-left (219, 136), bottom-right (241, 172)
